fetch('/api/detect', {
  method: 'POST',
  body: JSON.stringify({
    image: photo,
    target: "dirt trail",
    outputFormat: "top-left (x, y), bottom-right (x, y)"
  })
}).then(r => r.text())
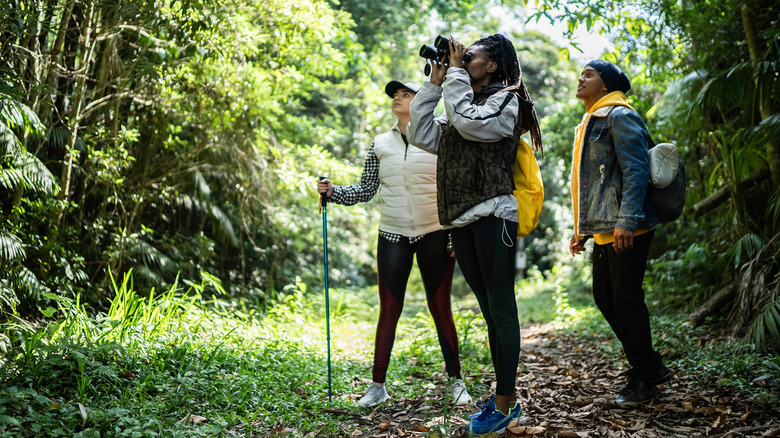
top-left (331, 323), bottom-right (780, 437)
top-left (509, 324), bottom-right (780, 437)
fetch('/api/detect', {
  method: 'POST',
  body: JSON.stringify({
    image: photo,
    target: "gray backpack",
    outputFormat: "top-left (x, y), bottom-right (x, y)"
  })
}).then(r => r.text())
top-left (606, 107), bottom-right (686, 223)
top-left (647, 142), bottom-right (686, 223)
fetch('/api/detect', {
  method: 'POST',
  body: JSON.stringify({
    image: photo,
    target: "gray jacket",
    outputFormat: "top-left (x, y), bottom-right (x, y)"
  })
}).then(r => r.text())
top-left (408, 68), bottom-right (520, 226)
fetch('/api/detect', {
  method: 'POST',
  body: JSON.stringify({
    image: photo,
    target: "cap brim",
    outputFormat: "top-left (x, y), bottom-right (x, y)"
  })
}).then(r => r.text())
top-left (385, 80), bottom-right (420, 98)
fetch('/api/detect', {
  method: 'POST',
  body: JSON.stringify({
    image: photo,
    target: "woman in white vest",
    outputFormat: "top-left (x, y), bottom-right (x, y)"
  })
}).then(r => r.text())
top-left (317, 80), bottom-right (471, 408)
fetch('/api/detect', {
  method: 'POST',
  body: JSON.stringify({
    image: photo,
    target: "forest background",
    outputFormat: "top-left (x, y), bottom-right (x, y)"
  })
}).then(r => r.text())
top-left (0, 0), bottom-right (779, 436)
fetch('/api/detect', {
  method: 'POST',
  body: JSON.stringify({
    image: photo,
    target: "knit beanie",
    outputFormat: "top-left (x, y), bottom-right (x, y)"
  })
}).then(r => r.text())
top-left (586, 60), bottom-right (631, 93)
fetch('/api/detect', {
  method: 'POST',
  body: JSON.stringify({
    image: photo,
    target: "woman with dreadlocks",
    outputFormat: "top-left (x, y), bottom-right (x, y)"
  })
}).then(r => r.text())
top-left (408, 33), bottom-right (543, 435)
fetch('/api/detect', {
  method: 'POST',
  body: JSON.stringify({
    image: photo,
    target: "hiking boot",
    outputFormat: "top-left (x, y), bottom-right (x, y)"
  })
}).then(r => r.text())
top-left (469, 398), bottom-right (523, 435)
top-left (615, 379), bottom-right (657, 405)
top-left (624, 365), bottom-right (673, 385)
top-left (650, 365), bottom-right (672, 385)
top-left (449, 379), bottom-right (472, 406)
top-left (357, 382), bottom-right (390, 407)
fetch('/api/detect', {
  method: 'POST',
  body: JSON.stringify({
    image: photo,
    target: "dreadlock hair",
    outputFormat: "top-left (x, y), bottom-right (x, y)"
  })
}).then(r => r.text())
top-left (471, 33), bottom-right (543, 155)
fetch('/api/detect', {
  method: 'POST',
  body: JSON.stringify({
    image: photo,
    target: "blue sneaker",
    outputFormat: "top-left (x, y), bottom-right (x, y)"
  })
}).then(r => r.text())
top-left (469, 400), bottom-right (523, 435)
top-left (468, 395), bottom-right (495, 419)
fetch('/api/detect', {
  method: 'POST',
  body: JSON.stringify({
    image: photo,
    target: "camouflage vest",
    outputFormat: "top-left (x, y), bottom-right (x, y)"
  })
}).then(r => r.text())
top-left (437, 85), bottom-right (522, 224)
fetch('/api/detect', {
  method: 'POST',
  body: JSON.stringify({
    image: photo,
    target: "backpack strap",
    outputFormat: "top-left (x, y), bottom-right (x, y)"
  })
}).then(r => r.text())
top-left (605, 105), bottom-right (657, 148)
top-left (604, 105), bottom-right (617, 131)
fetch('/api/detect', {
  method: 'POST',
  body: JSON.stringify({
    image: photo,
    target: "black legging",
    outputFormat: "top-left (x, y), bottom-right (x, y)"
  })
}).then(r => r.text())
top-left (451, 215), bottom-right (519, 396)
top-left (372, 230), bottom-right (461, 383)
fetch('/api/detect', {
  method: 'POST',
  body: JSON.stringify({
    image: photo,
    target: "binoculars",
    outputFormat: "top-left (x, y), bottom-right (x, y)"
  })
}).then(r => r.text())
top-left (419, 35), bottom-right (449, 61)
top-left (419, 35), bottom-right (449, 75)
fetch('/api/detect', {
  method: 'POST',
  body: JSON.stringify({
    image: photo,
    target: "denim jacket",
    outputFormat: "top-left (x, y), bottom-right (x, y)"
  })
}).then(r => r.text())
top-left (577, 106), bottom-right (659, 234)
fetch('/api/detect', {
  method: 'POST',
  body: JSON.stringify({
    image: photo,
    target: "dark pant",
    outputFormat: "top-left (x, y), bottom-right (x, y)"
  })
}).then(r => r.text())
top-left (451, 216), bottom-right (519, 396)
top-left (592, 229), bottom-right (664, 380)
top-left (372, 230), bottom-right (461, 383)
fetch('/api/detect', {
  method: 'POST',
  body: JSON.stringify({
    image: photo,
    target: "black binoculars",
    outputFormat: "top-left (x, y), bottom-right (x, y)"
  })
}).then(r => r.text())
top-left (419, 35), bottom-right (449, 61)
top-left (419, 35), bottom-right (449, 75)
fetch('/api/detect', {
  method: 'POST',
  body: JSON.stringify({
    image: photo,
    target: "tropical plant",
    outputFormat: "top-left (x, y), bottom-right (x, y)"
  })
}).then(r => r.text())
top-left (0, 97), bottom-right (59, 313)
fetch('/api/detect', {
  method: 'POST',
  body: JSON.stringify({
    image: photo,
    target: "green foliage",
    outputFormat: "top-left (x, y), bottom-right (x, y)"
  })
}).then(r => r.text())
top-left (0, 97), bottom-right (61, 314)
top-left (0, 273), bottom-right (370, 436)
top-left (2, 0), bottom-right (393, 311)
top-left (0, 0), bottom-right (777, 362)
top-left (649, 240), bottom-right (724, 310)
top-left (3, 266), bottom-right (780, 436)
top-left (733, 231), bottom-right (780, 350)
top-left (655, 318), bottom-right (780, 408)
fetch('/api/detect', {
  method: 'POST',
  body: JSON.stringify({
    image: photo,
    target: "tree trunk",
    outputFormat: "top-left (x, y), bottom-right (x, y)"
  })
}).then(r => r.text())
top-left (39, 0), bottom-right (76, 124)
top-left (56, 0), bottom-right (97, 224)
top-left (91, 1), bottom-right (121, 127)
top-left (31, 0), bottom-right (58, 114)
top-left (741, 0), bottom-right (779, 190)
top-left (686, 283), bottom-right (737, 326)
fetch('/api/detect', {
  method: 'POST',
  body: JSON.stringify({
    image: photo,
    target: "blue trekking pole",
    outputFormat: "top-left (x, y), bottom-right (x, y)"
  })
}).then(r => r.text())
top-left (318, 176), bottom-right (332, 403)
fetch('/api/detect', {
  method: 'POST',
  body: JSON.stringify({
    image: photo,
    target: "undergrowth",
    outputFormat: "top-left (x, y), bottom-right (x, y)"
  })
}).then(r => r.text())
top-left (1, 262), bottom-right (778, 437)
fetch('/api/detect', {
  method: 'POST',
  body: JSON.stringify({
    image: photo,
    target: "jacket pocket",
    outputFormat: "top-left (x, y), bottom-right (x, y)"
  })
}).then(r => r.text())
top-left (588, 185), bottom-right (619, 224)
top-left (588, 127), bottom-right (614, 164)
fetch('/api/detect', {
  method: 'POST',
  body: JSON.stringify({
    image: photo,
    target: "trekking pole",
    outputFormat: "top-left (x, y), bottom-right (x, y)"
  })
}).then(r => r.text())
top-left (318, 176), bottom-right (333, 403)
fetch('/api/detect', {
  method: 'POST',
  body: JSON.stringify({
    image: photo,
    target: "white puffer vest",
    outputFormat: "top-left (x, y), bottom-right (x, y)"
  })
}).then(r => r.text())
top-left (374, 126), bottom-right (441, 237)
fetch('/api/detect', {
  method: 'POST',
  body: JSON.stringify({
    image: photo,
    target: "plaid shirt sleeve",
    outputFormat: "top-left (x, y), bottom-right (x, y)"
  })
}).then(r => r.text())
top-left (330, 143), bottom-right (380, 206)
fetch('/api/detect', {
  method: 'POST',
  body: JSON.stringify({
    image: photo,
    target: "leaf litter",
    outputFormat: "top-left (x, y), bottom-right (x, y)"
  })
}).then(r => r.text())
top-left (325, 322), bottom-right (780, 437)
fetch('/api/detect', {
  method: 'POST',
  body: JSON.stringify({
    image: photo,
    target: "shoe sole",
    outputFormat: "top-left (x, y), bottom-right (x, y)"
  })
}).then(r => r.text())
top-left (469, 426), bottom-right (507, 435)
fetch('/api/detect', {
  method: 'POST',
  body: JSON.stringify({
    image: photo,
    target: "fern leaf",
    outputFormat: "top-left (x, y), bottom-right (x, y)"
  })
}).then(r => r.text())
top-left (0, 231), bottom-right (25, 263)
top-left (0, 120), bottom-right (23, 157)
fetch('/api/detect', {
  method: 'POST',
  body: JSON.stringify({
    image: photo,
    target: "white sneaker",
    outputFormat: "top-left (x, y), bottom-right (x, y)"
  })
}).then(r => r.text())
top-left (357, 382), bottom-right (390, 407)
top-left (449, 378), bottom-right (472, 406)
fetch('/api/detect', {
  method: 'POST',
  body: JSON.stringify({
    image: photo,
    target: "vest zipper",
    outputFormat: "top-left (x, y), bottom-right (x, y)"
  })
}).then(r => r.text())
top-left (404, 144), bottom-right (414, 235)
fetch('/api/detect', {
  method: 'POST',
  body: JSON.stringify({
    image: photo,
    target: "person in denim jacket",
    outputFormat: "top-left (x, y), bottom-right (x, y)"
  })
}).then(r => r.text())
top-left (569, 60), bottom-right (671, 405)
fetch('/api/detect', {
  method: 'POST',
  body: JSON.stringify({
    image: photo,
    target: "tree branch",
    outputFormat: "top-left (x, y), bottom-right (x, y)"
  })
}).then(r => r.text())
top-left (691, 169), bottom-right (770, 217)
top-left (686, 283), bottom-right (736, 326)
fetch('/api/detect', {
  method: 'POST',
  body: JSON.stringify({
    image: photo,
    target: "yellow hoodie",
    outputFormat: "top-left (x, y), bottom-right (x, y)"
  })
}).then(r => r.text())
top-left (571, 91), bottom-right (650, 245)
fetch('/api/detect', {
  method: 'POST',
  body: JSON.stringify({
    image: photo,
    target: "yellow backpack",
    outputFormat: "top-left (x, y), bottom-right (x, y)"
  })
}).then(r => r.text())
top-left (513, 138), bottom-right (544, 238)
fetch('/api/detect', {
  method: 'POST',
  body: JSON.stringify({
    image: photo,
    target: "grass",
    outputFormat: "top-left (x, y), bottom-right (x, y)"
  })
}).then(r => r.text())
top-left (0, 265), bottom-right (778, 437)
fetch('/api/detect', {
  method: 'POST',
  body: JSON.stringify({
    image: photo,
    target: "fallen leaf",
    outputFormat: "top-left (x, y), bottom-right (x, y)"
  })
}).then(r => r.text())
top-left (267, 426), bottom-right (293, 436)
top-left (506, 425), bottom-right (546, 435)
top-left (716, 404), bottom-right (732, 414)
top-left (610, 419), bottom-right (632, 430)
top-left (411, 424), bottom-right (429, 432)
top-left (377, 422), bottom-right (391, 431)
top-left (710, 413), bottom-right (727, 433)
top-left (179, 414), bottom-right (207, 425)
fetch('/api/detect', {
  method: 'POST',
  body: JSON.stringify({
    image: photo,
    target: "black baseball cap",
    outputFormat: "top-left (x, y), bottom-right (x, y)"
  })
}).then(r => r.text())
top-left (385, 80), bottom-right (421, 98)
